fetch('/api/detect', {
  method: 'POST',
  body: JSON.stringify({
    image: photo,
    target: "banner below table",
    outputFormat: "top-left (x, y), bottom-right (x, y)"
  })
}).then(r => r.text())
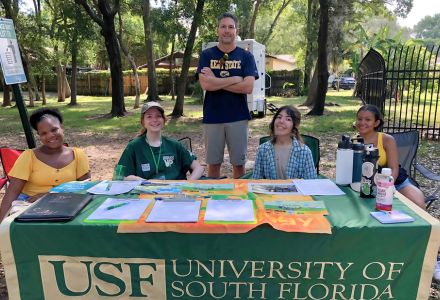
top-left (1, 184), bottom-right (439, 300)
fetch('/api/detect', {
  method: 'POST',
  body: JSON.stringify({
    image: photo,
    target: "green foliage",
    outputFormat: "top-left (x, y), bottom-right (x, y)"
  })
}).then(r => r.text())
top-left (413, 13), bottom-right (440, 40)
top-left (190, 81), bottom-right (204, 104)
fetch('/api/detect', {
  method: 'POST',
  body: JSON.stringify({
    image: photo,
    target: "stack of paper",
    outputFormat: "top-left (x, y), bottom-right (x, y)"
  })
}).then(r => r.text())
top-left (204, 199), bottom-right (256, 223)
top-left (294, 179), bottom-right (345, 195)
top-left (146, 200), bottom-right (201, 223)
top-left (86, 198), bottom-right (151, 221)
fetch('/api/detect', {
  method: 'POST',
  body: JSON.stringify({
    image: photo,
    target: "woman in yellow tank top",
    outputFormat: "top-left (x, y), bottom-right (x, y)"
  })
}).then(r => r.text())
top-left (356, 105), bottom-right (425, 209)
top-left (0, 108), bottom-right (91, 222)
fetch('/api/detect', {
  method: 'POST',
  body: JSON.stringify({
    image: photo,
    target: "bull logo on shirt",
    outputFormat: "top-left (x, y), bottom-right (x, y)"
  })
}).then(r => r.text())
top-left (220, 70), bottom-right (229, 77)
top-left (163, 156), bottom-right (174, 167)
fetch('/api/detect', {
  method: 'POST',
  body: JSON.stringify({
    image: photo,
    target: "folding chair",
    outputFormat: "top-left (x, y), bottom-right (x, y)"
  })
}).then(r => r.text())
top-left (301, 134), bottom-right (320, 175)
top-left (389, 131), bottom-right (440, 208)
top-left (177, 137), bottom-right (193, 152)
top-left (0, 147), bottom-right (24, 191)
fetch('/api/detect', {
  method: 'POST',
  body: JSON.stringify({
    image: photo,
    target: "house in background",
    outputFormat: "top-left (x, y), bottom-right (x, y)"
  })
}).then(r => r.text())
top-left (138, 51), bottom-right (199, 70)
top-left (265, 54), bottom-right (296, 71)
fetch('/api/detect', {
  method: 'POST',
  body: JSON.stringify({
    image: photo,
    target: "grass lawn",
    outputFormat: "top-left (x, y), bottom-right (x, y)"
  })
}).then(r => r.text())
top-left (0, 89), bottom-right (436, 161)
top-left (0, 90), bottom-right (439, 298)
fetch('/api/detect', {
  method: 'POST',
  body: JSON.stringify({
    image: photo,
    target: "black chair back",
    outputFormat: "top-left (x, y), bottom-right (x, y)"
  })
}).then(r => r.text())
top-left (389, 131), bottom-right (419, 178)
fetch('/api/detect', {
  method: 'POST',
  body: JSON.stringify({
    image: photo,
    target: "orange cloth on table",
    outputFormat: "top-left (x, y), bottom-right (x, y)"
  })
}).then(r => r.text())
top-left (118, 179), bottom-right (332, 234)
top-left (9, 148), bottom-right (90, 196)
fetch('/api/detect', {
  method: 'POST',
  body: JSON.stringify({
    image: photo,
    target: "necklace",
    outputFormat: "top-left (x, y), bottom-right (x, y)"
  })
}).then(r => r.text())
top-left (146, 136), bottom-right (162, 174)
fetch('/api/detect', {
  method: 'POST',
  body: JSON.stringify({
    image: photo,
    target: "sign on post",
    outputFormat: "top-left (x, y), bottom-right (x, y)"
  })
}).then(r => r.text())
top-left (0, 18), bottom-right (27, 85)
top-left (0, 18), bottom-right (35, 148)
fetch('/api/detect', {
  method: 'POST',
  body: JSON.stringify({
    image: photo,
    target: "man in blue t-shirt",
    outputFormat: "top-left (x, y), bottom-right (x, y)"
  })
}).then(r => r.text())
top-left (197, 12), bottom-right (259, 178)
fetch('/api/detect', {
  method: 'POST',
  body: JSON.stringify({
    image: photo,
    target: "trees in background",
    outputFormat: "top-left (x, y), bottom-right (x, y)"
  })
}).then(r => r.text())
top-left (413, 14), bottom-right (440, 40)
top-left (75, 0), bottom-right (126, 117)
top-left (0, 0), bottom-right (427, 118)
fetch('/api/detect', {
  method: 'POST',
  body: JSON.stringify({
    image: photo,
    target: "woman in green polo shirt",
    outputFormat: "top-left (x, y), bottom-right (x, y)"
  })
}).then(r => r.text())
top-left (117, 102), bottom-right (204, 180)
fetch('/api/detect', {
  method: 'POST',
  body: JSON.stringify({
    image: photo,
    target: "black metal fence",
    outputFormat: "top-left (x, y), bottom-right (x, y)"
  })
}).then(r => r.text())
top-left (358, 46), bottom-right (440, 140)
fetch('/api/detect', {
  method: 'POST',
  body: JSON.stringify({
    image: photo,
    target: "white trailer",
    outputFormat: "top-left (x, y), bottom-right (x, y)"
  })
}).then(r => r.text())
top-left (201, 39), bottom-right (267, 118)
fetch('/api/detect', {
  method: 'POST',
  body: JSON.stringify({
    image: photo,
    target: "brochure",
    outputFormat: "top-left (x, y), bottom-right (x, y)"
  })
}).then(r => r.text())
top-left (50, 181), bottom-right (99, 193)
top-left (264, 200), bottom-right (328, 215)
top-left (87, 180), bottom-right (142, 195)
top-left (248, 182), bottom-right (299, 195)
top-left (370, 210), bottom-right (415, 224)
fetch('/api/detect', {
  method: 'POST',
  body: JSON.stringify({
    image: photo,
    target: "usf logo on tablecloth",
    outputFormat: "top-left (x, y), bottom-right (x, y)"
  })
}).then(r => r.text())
top-left (37, 255), bottom-right (406, 299)
top-left (38, 256), bottom-right (166, 299)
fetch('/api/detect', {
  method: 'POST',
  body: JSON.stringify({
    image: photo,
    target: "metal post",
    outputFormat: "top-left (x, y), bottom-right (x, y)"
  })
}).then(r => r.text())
top-left (11, 84), bottom-right (36, 148)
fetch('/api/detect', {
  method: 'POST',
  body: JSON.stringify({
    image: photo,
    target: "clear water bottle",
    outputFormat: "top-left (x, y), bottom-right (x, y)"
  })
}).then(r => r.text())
top-left (335, 135), bottom-right (353, 185)
top-left (376, 168), bottom-right (394, 211)
top-left (360, 145), bottom-right (379, 198)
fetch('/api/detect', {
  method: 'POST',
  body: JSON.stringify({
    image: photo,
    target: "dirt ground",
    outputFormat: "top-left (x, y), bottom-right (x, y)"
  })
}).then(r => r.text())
top-left (0, 123), bottom-right (439, 299)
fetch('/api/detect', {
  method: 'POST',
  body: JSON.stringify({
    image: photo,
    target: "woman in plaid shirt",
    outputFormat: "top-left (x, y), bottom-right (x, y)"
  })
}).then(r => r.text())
top-left (253, 106), bottom-right (317, 179)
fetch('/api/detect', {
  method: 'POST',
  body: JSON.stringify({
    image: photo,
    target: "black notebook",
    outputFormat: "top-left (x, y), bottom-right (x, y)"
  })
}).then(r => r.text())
top-left (15, 193), bottom-right (93, 222)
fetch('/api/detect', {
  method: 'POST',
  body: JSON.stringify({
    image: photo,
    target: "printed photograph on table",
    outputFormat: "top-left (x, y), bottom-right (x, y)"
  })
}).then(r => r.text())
top-left (49, 181), bottom-right (99, 193)
top-left (248, 182), bottom-right (299, 195)
top-left (264, 200), bottom-right (328, 215)
top-left (133, 185), bottom-right (182, 194)
top-left (181, 183), bottom-right (235, 192)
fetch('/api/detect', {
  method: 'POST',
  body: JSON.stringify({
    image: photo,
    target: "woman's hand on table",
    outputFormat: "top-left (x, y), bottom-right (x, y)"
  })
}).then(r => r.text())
top-left (124, 175), bottom-right (144, 181)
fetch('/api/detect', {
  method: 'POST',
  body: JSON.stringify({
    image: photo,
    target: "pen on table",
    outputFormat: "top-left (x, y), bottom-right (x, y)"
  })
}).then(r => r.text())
top-left (105, 182), bottom-right (112, 191)
top-left (156, 197), bottom-right (196, 202)
top-left (106, 202), bottom-right (129, 210)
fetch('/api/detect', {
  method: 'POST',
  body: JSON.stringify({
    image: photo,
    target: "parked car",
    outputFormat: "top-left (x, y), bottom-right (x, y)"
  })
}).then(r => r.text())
top-left (332, 76), bottom-right (356, 90)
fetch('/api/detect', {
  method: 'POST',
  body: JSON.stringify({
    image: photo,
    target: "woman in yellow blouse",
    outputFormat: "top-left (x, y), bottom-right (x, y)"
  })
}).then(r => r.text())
top-left (0, 108), bottom-right (91, 222)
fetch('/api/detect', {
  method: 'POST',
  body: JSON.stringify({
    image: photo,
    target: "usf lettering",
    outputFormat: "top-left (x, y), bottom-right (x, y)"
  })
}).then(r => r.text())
top-left (38, 256), bottom-right (166, 300)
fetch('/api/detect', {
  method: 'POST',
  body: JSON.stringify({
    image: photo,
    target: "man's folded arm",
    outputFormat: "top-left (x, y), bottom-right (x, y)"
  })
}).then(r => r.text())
top-left (199, 73), bottom-right (243, 91)
top-left (223, 76), bottom-right (255, 94)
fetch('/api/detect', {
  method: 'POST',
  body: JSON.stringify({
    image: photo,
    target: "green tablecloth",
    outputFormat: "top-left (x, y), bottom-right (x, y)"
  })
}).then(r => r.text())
top-left (1, 186), bottom-right (439, 300)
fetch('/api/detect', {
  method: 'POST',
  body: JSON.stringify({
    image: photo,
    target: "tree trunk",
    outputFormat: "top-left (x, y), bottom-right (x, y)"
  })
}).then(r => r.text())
top-left (308, 0), bottom-right (329, 116)
top-left (117, 12), bottom-right (140, 108)
top-left (2, 81), bottom-right (11, 106)
top-left (142, 0), bottom-right (159, 101)
top-left (41, 77), bottom-right (46, 105)
top-left (75, 0), bottom-right (125, 117)
top-left (303, 61), bottom-right (318, 106)
top-left (70, 27), bottom-right (78, 106)
top-left (248, 0), bottom-right (262, 39)
top-left (304, 0), bottom-right (318, 90)
top-left (57, 62), bottom-right (65, 102)
top-left (102, 19), bottom-right (126, 116)
top-left (169, 35), bottom-right (176, 100)
top-left (171, 0), bottom-right (205, 117)
top-left (27, 83), bottom-right (35, 107)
